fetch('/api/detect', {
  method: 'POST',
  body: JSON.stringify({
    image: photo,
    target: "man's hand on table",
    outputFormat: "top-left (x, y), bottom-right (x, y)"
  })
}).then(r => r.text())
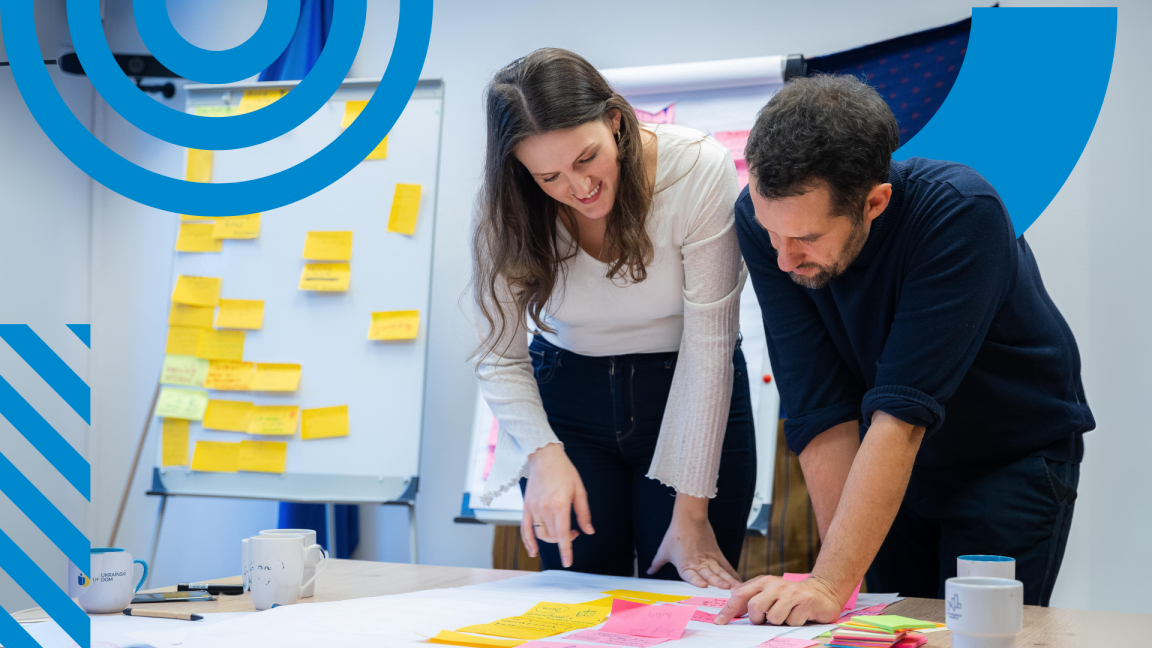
top-left (715, 574), bottom-right (844, 626)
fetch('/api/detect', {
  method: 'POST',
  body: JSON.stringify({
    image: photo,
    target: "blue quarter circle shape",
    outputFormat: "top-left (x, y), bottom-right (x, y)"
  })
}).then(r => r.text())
top-left (1, 0), bottom-right (433, 215)
top-left (133, 0), bottom-right (301, 84)
top-left (894, 7), bottom-right (1116, 235)
top-left (67, 0), bottom-right (367, 151)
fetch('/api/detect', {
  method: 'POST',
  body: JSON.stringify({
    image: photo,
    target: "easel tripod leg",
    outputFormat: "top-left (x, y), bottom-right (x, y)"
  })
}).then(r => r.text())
top-left (146, 494), bottom-right (168, 590)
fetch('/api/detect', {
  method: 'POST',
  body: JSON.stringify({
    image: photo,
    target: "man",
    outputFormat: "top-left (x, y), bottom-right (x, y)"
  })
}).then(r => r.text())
top-left (717, 75), bottom-right (1092, 626)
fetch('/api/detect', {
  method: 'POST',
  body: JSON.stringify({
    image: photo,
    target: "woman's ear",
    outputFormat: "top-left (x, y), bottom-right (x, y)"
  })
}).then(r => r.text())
top-left (608, 109), bottom-right (622, 133)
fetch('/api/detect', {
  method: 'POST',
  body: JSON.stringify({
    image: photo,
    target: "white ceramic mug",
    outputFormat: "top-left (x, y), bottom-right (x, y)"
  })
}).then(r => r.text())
top-left (958, 555), bottom-right (1016, 579)
top-left (259, 529), bottom-right (327, 597)
top-left (945, 577), bottom-right (1024, 648)
top-left (248, 536), bottom-right (327, 610)
top-left (69, 548), bottom-right (148, 614)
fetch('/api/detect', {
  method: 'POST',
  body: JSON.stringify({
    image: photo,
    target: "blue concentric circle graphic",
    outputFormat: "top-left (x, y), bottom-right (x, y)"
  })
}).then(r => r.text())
top-left (0, 0), bottom-right (433, 216)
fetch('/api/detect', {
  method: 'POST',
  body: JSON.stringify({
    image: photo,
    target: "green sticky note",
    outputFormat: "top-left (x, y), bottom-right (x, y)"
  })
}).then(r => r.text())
top-left (850, 615), bottom-right (937, 632)
top-left (160, 354), bottom-right (209, 387)
top-left (155, 387), bottom-right (209, 421)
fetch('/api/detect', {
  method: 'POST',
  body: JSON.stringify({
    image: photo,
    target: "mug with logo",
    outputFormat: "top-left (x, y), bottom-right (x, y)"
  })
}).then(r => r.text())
top-left (69, 548), bottom-right (148, 614)
top-left (248, 535), bottom-right (327, 610)
top-left (945, 576), bottom-right (1024, 648)
top-left (258, 528), bottom-right (327, 597)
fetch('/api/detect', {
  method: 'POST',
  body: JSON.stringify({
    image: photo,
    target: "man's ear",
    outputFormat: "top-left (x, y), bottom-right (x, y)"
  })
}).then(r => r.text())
top-left (863, 183), bottom-right (893, 225)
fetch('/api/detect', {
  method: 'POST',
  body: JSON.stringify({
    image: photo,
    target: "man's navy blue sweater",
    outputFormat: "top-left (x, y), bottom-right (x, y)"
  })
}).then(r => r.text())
top-left (735, 158), bottom-right (1094, 467)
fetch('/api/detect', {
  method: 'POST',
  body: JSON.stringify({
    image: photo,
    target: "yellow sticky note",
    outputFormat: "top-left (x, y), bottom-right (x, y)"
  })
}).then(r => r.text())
top-left (522, 602), bottom-right (607, 625)
top-left (368, 310), bottom-right (419, 341)
top-left (196, 329), bottom-right (245, 361)
top-left (341, 100), bottom-right (367, 128)
top-left (203, 399), bottom-right (254, 432)
top-left (247, 405), bottom-right (299, 436)
top-left (237, 89), bottom-right (287, 114)
top-left (251, 363), bottom-right (302, 392)
top-left (175, 222), bottom-right (223, 253)
top-left (194, 105), bottom-right (236, 117)
top-left (160, 354), bottom-right (209, 387)
top-left (190, 441), bottom-right (241, 472)
top-left (301, 405), bottom-right (348, 440)
top-left (186, 149), bottom-right (213, 183)
top-left (154, 387), bottom-right (209, 421)
top-left (172, 276), bottom-right (223, 307)
top-left (303, 231), bottom-right (353, 261)
top-left (428, 631), bottom-right (524, 648)
top-left (166, 326), bottom-right (202, 356)
top-left (580, 597), bottom-right (615, 608)
top-left (238, 440), bottom-right (287, 473)
top-left (215, 299), bottom-right (265, 330)
top-left (600, 590), bottom-right (691, 603)
top-left (366, 135), bottom-right (388, 160)
top-left (212, 213), bottom-right (261, 239)
top-left (457, 602), bottom-right (607, 641)
top-left (203, 360), bottom-right (255, 391)
top-left (161, 419), bottom-right (189, 467)
top-left (387, 183), bottom-right (421, 236)
top-left (181, 215), bottom-right (217, 222)
top-left (169, 304), bottom-right (215, 329)
top-left (299, 263), bottom-right (350, 291)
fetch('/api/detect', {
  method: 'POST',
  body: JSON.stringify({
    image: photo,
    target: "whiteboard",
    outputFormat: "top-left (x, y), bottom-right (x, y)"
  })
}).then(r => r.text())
top-left (461, 80), bottom-right (782, 530)
top-left (150, 79), bottom-right (444, 504)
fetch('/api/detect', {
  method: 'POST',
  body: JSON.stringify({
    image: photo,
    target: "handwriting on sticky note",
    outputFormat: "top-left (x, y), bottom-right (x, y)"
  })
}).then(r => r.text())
top-left (690, 610), bottom-right (716, 623)
top-left (155, 388), bottom-right (209, 421)
top-left (212, 213), bottom-right (261, 239)
top-left (563, 631), bottom-right (668, 647)
top-left (524, 602), bottom-right (607, 626)
top-left (186, 149), bottom-right (213, 183)
top-left (458, 602), bottom-right (608, 641)
top-left (203, 360), bottom-right (254, 391)
top-left (161, 419), bottom-right (189, 467)
top-left (299, 263), bottom-right (351, 291)
top-left (190, 441), bottom-right (241, 472)
top-left (680, 597), bottom-right (730, 608)
top-left (388, 183), bottom-right (421, 235)
top-left (302, 405), bottom-right (348, 440)
top-left (601, 603), bottom-right (695, 640)
top-left (194, 105), bottom-right (235, 118)
top-left (251, 363), bottom-right (302, 392)
top-left (303, 231), bottom-right (353, 261)
top-left (247, 405), bottom-right (299, 436)
top-left (601, 591), bottom-right (691, 604)
top-left (238, 440), bottom-right (287, 473)
top-left (172, 275), bottom-right (222, 307)
top-left (203, 399), bottom-right (253, 432)
top-left (169, 304), bottom-right (215, 329)
top-left (756, 638), bottom-right (821, 648)
top-left (428, 630), bottom-right (525, 647)
top-left (215, 299), bottom-right (264, 330)
top-left (175, 222), bottom-right (222, 253)
top-left (196, 329), bottom-right (245, 361)
top-left (368, 310), bottom-right (419, 340)
top-left (160, 354), bottom-right (209, 387)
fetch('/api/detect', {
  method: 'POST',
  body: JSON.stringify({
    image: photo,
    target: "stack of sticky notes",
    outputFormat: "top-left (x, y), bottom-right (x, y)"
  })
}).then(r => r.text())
top-left (828, 616), bottom-right (935, 648)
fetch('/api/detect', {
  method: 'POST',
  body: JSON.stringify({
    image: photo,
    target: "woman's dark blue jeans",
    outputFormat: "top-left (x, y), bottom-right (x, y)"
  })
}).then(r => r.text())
top-left (520, 335), bottom-right (756, 580)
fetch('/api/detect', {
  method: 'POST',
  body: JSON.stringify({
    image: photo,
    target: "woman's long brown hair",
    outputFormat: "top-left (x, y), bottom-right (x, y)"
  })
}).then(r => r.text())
top-left (472, 48), bottom-right (654, 362)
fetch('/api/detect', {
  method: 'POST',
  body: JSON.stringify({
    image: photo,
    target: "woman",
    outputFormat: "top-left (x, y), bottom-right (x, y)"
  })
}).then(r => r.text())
top-left (472, 48), bottom-right (754, 588)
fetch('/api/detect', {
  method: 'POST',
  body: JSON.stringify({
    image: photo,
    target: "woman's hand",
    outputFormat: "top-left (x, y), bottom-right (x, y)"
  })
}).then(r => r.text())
top-left (521, 443), bottom-right (594, 568)
top-left (647, 493), bottom-right (742, 589)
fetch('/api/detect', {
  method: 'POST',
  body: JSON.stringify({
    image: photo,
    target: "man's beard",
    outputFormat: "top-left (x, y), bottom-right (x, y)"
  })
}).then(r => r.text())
top-left (788, 219), bottom-right (869, 290)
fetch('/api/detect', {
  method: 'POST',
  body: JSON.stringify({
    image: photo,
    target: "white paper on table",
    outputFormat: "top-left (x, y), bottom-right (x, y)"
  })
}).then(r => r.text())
top-left (19, 612), bottom-right (252, 648)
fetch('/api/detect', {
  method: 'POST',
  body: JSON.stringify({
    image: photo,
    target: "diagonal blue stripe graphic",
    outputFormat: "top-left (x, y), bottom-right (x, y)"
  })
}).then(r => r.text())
top-left (0, 608), bottom-right (41, 648)
top-left (0, 375), bottom-right (90, 501)
top-left (66, 324), bottom-right (90, 349)
top-left (0, 450), bottom-right (89, 573)
top-left (0, 325), bottom-right (90, 424)
top-left (0, 527), bottom-right (90, 648)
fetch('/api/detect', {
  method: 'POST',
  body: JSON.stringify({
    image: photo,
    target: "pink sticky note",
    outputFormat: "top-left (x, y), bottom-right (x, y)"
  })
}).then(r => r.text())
top-left (690, 609), bottom-right (718, 623)
top-left (611, 598), bottom-right (650, 615)
top-left (782, 573), bottom-right (861, 612)
top-left (564, 630), bottom-right (669, 647)
top-left (600, 603), bottom-right (696, 640)
top-left (756, 638), bottom-right (821, 648)
top-left (520, 643), bottom-right (586, 648)
top-left (713, 130), bottom-right (750, 160)
top-left (635, 104), bottom-right (675, 125)
top-left (735, 159), bottom-right (749, 191)
top-left (680, 596), bottom-right (730, 608)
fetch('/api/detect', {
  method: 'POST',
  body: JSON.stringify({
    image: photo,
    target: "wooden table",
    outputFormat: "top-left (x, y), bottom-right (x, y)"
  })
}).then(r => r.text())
top-left (42, 560), bottom-right (1152, 646)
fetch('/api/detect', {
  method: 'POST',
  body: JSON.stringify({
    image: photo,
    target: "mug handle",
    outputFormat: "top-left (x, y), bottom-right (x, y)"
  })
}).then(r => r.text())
top-left (133, 559), bottom-right (149, 592)
top-left (300, 544), bottom-right (328, 595)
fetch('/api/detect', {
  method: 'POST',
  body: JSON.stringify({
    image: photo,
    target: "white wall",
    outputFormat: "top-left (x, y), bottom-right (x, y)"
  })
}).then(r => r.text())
top-left (66, 0), bottom-right (1152, 615)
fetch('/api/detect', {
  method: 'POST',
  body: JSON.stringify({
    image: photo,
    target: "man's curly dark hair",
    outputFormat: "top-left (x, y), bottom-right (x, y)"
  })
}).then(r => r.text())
top-left (745, 74), bottom-right (899, 221)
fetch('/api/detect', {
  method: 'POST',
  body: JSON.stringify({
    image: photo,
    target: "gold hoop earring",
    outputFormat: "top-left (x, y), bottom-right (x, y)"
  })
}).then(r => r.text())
top-left (614, 130), bottom-right (621, 144)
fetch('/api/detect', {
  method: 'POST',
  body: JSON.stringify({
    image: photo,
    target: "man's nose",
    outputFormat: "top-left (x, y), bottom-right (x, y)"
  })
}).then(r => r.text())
top-left (776, 239), bottom-right (803, 272)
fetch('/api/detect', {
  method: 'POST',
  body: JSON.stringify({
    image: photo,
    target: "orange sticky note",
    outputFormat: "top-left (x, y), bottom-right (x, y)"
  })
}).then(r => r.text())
top-left (251, 363), bottom-right (301, 392)
top-left (387, 184), bottom-right (421, 235)
top-left (186, 149), bottom-right (213, 183)
top-left (368, 310), bottom-right (419, 341)
top-left (215, 299), bottom-right (264, 330)
top-left (203, 399), bottom-right (254, 432)
top-left (238, 440), bottom-right (287, 473)
top-left (196, 329), bottom-right (245, 361)
top-left (247, 405), bottom-right (299, 436)
top-left (301, 405), bottom-right (348, 440)
top-left (299, 263), bottom-right (350, 291)
top-left (161, 419), bottom-right (189, 467)
top-left (172, 276), bottom-right (222, 307)
top-left (203, 360), bottom-right (255, 390)
top-left (166, 326), bottom-right (202, 356)
top-left (175, 222), bottom-right (223, 253)
top-left (212, 213), bottom-right (261, 239)
top-left (190, 441), bottom-right (241, 472)
top-left (303, 231), bottom-right (353, 261)
top-left (169, 304), bottom-right (215, 329)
